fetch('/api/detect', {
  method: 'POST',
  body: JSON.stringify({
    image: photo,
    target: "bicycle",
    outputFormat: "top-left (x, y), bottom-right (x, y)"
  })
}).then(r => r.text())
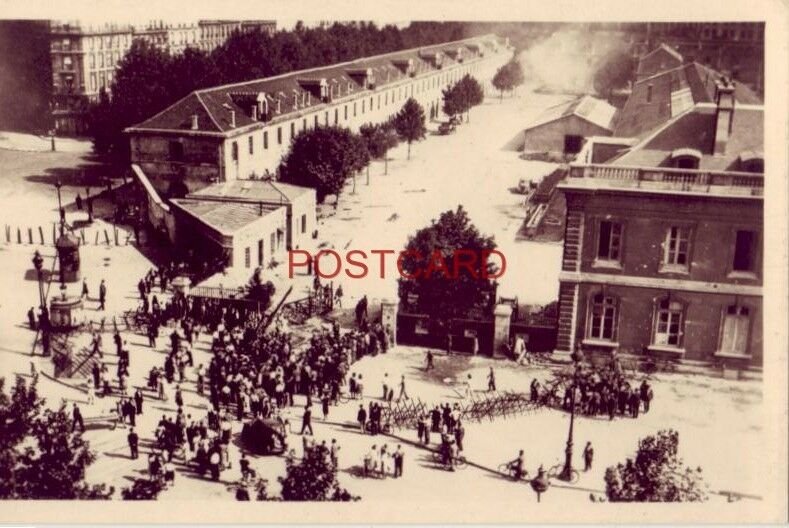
top-left (431, 449), bottom-right (468, 470)
top-left (497, 461), bottom-right (530, 481)
top-left (547, 463), bottom-right (580, 484)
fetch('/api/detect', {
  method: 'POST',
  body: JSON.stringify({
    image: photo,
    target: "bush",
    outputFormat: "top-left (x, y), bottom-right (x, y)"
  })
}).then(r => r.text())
top-left (121, 478), bottom-right (165, 500)
top-left (605, 429), bottom-right (708, 502)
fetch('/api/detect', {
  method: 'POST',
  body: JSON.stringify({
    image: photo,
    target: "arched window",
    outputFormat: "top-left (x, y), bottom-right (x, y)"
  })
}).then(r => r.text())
top-left (670, 148), bottom-right (702, 169)
top-left (587, 293), bottom-right (618, 341)
top-left (739, 151), bottom-right (764, 173)
top-left (652, 298), bottom-right (685, 347)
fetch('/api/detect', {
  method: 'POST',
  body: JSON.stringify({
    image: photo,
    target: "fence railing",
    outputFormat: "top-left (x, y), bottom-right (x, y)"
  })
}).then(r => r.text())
top-left (567, 163), bottom-right (763, 196)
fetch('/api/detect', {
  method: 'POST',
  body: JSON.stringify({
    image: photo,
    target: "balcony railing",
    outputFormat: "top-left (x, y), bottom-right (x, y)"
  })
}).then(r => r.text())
top-left (565, 163), bottom-right (763, 197)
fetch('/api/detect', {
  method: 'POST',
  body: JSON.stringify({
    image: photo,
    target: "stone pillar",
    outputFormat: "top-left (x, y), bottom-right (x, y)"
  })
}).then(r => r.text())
top-left (493, 303), bottom-right (513, 358)
top-left (380, 298), bottom-right (398, 347)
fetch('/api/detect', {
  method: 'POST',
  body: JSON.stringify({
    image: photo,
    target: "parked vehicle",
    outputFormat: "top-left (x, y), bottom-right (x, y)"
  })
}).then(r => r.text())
top-left (439, 121), bottom-right (457, 135)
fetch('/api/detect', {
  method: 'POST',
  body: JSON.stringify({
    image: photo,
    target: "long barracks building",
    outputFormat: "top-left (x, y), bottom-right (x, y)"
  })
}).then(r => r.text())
top-left (125, 34), bottom-right (512, 195)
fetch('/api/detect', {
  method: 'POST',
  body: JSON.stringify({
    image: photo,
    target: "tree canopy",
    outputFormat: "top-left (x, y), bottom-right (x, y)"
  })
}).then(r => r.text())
top-left (279, 126), bottom-right (369, 203)
top-left (247, 268), bottom-right (276, 307)
top-left (359, 122), bottom-right (400, 175)
top-left (0, 377), bottom-right (112, 499)
top-left (442, 75), bottom-right (485, 122)
top-left (393, 98), bottom-right (427, 160)
top-left (605, 429), bottom-right (709, 502)
top-left (279, 443), bottom-right (358, 501)
top-left (492, 60), bottom-right (525, 99)
top-left (398, 206), bottom-right (499, 325)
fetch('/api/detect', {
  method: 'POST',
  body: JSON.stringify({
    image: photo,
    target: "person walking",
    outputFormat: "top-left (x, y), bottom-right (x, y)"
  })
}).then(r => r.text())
top-left (393, 444), bottom-right (404, 478)
top-left (98, 279), bottom-right (107, 311)
top-left (487, 367), bottom-right (496, 392)
top-left (640, 380), bottom-right (653, 413)
top-left (397, 375), bottom-right (408, 401)
top-left (72, 403), bottom-right (85, 433)
top-left (583, 441), bottom-right (594, 472)
top-left (357, 404), bottom-right (367, 433)
top-left (334, 285), bottom-right (343, 308)
top-left (321, 392), bottom-right (330, 421)
top-left (300, 404), bottom-right (313, 435)
top-left (454, 421), bottom-right (465, 452)
top-left (330, 439), bottom-right (340, 468)
top-left (134, 388), bottom-right (144, 415)
top-left (81, 278), bottom-right (89, 300)
top-left (425, 350), bottom-right (434, 371)
top-left (27, 307), bottom-right (36, 330)
top-left (128, 428), bottom-right (139, 459)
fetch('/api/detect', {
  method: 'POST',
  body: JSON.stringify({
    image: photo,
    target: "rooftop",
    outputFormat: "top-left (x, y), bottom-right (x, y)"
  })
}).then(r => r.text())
top-left (526, 95), bottom-right (617, 132)
top-left (614, 61), bottom-right (762, 138)
top-left (170, 198), bottom-right (282, 235)
top-left (188, 179), bottom-right (314, 203)
top-left (126, 33), bottom-right (506, 135)
top-left (611, 104), bottom-right (763, 172)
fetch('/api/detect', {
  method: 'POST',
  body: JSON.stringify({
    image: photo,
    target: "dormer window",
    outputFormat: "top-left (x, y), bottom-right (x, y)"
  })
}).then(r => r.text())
top-left (739, 151), bottom-right (764, 173)
top-left (671, 148), bottom-right (701, 170)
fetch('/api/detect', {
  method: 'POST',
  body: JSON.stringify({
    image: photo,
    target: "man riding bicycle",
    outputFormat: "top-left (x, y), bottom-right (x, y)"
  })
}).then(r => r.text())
top-left (506, 450), bottom-right (526, 480)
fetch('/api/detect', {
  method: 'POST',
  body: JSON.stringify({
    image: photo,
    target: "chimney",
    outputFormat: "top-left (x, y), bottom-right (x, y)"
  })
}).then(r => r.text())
top-left (191, 114), bottom-right (199, 130)
top-left (229, 110), bottom-right (236, 128)
top-left (713, 78), bottom-right (735, 156)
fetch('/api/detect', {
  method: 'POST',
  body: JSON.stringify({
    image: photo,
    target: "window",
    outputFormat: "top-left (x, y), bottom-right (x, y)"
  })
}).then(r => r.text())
top-left (344, 105), bottom-right (348, 120)
top-left (674, 156), bottom-right (699, 169)
top-left (270, 232), bottom-right (275, 253)
top-left (244, 247), bottom-right (251, 268)
top-left (301, 214), bottom-right (307, 233)
top-left (314, 115), bottom-right (319, 128)
top-left (169, 141), bottom-right (184, 161)
top-left (732, 230), bottom-right (757, 272)
top-left (719, 304), bottom-right (751, 356)
top-left (646, 84), bottom-right (653, 103)
top-left (588, 293), bottom-right (618, 341)
top-left (362, 100), bottom-right (365, 113)
top-left (90, 73), bottom-right (97, 92)
top-left (263, 131), bottom-right (268, 149)
top-left (277, 127), bottom-right (282, 145)
top-left (248, 136), bottom-right (254, 155)
top-left (370, 96), bottom-right (373, 110)
top-left (89, 54), bottom-right (95, 69)
top-left (334, 108), bottom-right (338, 124)
top-left (99, 53), bottom-right (104, 68)
top-left (377, 95), bottom-right (381, 109)
top-left (663, 226), bottom-right (690, 267)
top-left (63, 56), bottom-right (73, 69)
top-left (353, 102), bottom-right (357, 117)
top-left (231, 141), bottom-right (238, 161)
top-left (289, 122), bottom-right (295, 139)
top-left (258, 240), bottom-right (264, 266)
top-left (564, 135), bottom-right (583, 154)
top-left (597, 221), bottom-right (623, 262)
top-left (653, 299), bottom-right (684, 347)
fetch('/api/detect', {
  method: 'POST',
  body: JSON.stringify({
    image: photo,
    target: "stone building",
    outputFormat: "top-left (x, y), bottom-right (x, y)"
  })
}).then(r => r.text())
top-left (555, 66), bottom-right (763, 367)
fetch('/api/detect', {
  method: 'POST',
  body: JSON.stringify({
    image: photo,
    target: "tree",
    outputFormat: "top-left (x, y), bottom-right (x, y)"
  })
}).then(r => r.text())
top-left (359, 122), bottom-right (399, 179)
top-left (456, 74), bottom-right (484, 122)
top-left (121, 477), bottom-right (164, 500)
top-left (492, 60), bottom-right (524, 100)
top-left (279, 126), bottom-right (365, 203)
top-left (441, 83), bottom-right (465, 121)
top-left (0, 377), bottom-right (113, 499)
top-left (279, 443), bottom-right (358, 501)
top-left (393, 98), bottom-right (426, 160)
top-left (593, 48), bottom-right (636, 99)
top-left (398, 206), bottom-right (499, 336)
top-left (605, 429), bottom-right (709, 502)
top-left (349, 132), bottom-right (371, 194)
top-left (246, 268), bottom-right (276, 308)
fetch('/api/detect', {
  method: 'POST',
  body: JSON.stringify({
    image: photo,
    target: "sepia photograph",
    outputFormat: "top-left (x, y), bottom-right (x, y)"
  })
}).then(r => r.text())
top-left (0, 0), bottom-right (785, 524)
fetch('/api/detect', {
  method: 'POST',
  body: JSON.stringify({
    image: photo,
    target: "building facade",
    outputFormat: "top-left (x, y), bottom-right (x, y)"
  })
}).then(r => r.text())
top-left (555, 47), bottom-right (764, 368)
top-left (48, 19), bottom-right (277, 134)
top-left (126, 34), bottom-right (512, 195)
top-left (49, 21), bottom-right (134, 134)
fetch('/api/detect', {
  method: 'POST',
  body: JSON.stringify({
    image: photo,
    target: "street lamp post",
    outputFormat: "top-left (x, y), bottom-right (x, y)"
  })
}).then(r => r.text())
top-left (54, 179), bottom-right (64, 236)
top-left (558, 361), bottom-right (580, 482)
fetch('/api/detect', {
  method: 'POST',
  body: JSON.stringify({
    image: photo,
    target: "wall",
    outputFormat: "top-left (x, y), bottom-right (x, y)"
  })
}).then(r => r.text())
top-left (574, 283), bottom-right (762, 364)
top-left (230, 206), bottom-right (288, 270)
top-left (287, 190), bottom-right (317, 250)
top-left (522, 115), bottom-right (611, 154)
top-left (130, 134), bottom-right (221, 194)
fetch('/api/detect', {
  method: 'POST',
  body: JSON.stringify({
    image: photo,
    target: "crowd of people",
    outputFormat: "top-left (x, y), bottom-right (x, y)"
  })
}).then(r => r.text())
top-left (530, 362), bottom-right (654, 420)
